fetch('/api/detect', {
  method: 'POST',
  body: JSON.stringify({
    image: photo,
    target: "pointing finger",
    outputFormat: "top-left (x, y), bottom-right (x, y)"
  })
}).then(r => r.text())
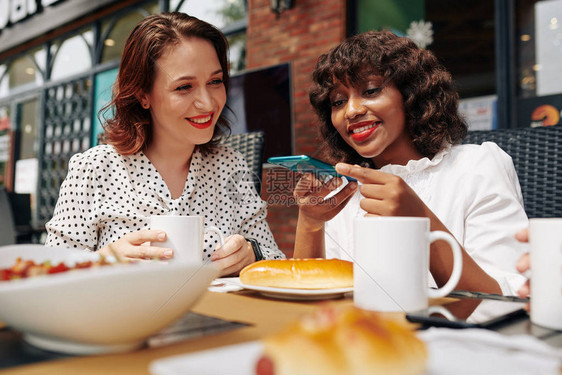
top-left (335, 163), bottom-right (385, 184)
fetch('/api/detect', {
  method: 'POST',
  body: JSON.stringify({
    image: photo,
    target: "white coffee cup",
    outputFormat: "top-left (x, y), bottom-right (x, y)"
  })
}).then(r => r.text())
top-left (150, 215), bottom-right (225, 264)
top-left (353, 217), bottom-right (463, 312)
top-left (529, 218), bottom-right (562, 330)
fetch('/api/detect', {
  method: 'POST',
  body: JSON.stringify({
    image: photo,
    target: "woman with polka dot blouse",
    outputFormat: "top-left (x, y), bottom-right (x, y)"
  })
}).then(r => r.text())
top-left (45, 12), bottom-right (285, 276)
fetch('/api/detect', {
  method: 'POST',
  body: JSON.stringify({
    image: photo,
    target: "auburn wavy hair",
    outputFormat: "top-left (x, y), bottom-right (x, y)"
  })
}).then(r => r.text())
top-left (100, 12), bottom-right (230, 155)
top-left (309, 30), bottom-right (467, 167)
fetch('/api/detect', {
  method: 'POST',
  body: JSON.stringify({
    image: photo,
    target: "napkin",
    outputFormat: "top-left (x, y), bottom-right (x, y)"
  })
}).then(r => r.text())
top-left (208, 277), bottom-right (244, 293)
top-left (418, 327), bottom-right (562, 375)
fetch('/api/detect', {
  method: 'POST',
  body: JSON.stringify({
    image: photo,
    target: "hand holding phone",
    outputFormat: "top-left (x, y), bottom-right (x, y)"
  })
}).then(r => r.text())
top-left (267, 155), bottom-right (357, 182)
top-left (269, 156), bottom-right (358, 228)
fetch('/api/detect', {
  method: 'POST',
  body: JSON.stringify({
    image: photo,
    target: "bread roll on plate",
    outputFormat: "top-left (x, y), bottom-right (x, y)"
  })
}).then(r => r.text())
top-left (256, 305), bottom-right (427, 375)
top-left (240, 259), bottom-right (353, 289)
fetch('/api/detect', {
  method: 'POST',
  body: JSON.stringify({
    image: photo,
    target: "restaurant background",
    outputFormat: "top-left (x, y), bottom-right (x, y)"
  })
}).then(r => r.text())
top-left (1, 0), bottom-right (561, 256)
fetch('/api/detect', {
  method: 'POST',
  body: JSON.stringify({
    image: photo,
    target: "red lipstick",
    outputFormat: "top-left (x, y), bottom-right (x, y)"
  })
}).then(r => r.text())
top-left (187, 113), bottom-right (214, 129)
top-left (348, 122), bottom-right (379, 142)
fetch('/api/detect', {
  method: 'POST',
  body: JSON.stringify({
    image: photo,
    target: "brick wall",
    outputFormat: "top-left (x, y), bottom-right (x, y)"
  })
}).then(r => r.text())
top-left (246, 0), bottom-right (347, 257)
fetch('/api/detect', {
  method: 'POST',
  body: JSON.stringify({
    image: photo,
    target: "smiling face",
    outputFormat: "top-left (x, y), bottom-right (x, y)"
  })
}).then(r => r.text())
top-left (329, 76), bottom-right (421, 167)
top-left (140, 37), bottom-right (227, 150)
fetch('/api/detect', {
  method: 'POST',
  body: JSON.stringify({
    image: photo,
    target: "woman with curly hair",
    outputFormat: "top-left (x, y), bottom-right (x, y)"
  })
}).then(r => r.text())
top-left (45, 12), bottom-right (284, 275)
top-left (294, 30), bottom-right (527, 295)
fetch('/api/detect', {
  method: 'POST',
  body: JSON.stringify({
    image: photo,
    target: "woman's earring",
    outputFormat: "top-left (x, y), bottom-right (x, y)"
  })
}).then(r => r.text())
top-left (142, 103), bottom-right (149, 109)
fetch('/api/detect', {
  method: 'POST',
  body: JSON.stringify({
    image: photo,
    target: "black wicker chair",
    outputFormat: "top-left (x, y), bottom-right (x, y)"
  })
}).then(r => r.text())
top-left (462, 125), bottom-right (562, 218)
top-left (220, 131), bottom-right (265, 195)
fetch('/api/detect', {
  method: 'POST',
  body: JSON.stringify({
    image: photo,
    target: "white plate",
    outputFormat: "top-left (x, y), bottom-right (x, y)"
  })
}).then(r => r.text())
top-left (224, 278), bottom-right (352, 301)
top-left (150, 329), bottom-right (562, 375)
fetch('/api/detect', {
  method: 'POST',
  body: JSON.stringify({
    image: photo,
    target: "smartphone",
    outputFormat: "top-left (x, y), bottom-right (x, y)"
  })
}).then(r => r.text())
top-left (267, 155), bottom-right (357, 182)
top-left (406, 296), bottom-right (528, 330)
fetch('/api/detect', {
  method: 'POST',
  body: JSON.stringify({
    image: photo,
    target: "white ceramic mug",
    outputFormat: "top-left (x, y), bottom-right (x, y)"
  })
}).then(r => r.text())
top-left (353, 217), bottom-right (463, 312)
top-left (529, 218), bottom-right (562, 330)
top-left (150, 215), bottom-right (225, 264)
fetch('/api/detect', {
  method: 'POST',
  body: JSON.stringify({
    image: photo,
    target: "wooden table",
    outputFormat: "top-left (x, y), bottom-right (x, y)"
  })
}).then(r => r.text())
top-left (0, 290), bottom-right (363, 375)
top-left (2, 290), bottom-right (557, 375)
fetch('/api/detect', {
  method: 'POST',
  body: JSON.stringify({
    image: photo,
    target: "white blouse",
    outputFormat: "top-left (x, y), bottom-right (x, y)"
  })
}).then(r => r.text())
top-left (46, 144), bottom-right (284, 260)
top-left (325, 142), bottom-right (528, 295)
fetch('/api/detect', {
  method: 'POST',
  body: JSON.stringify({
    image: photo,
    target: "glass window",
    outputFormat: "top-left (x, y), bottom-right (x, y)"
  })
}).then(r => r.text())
top-left (18, 99), bottom-right (39, 160)
top-left (9, 56), bottom-right (36, 89)
top-left (228, 32), bottom-right (246, 73)
top-left (174, 0), bottom-right (244, 29)
top-left (0, 47), bottom-right (44, 98)
top-left (175, 0), bottom-right (247, 71)
top-left (7, 52), bottom-right (44, 91)
top-left (357, 0), bottom-right (495, 99)
top-left (517, 1), bottom-right (537, 99)
top-left (515, 0), bottom-right (562, 128)
top-left (517, 0), bottom-right (562, 98)
top-left (100, 3), bottom-right (159, 64)
top-left (426, 1), bottom-right (495, 98)
top-left (50, 28), bottom-right (94, 80)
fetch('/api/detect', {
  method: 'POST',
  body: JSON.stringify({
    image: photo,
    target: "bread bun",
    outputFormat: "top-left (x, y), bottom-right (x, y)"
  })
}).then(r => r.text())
top-left (257, 305), bottom-right (427, 375)
top-left (240, 259), bottom-right (353, 289)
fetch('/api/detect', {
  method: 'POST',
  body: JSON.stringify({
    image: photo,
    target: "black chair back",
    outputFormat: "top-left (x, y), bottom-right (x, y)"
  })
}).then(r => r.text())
top-left (463, 126), bottom-right (562, 218)
top-left (219, 131), bottom-right (265, 195)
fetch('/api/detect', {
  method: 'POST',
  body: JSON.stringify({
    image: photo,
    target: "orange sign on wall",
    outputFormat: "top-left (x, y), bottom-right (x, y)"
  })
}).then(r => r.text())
top-left (531, 104), bottom-right (561, 127)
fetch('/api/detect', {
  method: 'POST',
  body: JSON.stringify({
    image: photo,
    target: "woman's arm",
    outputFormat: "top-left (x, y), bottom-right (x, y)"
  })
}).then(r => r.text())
top-left (294, 212), bottom-right (326, 258)
top-left (293, 174), bottom-right (357, 258)
top-left (336, 162), bottom-right (502, 294)
top-left (426, 209), bottom-right (501, 294)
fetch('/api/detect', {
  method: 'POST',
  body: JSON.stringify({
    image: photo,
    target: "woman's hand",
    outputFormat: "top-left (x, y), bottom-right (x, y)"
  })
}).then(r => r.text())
top-left (293, 172), bottom-right (357, 259)
top-left (294, 173), bottom-right (357, 230)
top-left (335, 163), bottom-right (428, 217)
top-left (211, 234), bottom-right (256, 277)
top-left (99, 230), bottom-right (173, 262)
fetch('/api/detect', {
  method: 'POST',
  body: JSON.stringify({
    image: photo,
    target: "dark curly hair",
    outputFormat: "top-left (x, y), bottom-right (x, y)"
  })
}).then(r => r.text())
top-left (309, 30), bottom-right (467, 167)
top-left (101, 12), bottom-right (230, 155)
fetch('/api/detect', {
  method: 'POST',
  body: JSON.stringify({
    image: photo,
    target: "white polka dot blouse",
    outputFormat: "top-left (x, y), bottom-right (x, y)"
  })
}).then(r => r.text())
top-left (45, 144), bottom-right (285, 260)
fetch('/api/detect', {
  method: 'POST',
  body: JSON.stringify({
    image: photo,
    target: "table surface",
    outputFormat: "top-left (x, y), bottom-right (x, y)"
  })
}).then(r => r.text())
top-left (0, 290), bottom-right (357, 375)
top-left (0, 290), bottom-right (559, 375)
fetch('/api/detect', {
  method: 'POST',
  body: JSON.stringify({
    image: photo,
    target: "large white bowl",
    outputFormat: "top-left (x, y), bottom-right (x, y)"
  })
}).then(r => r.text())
top-left (0, 244), bottom-right (218, 355)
